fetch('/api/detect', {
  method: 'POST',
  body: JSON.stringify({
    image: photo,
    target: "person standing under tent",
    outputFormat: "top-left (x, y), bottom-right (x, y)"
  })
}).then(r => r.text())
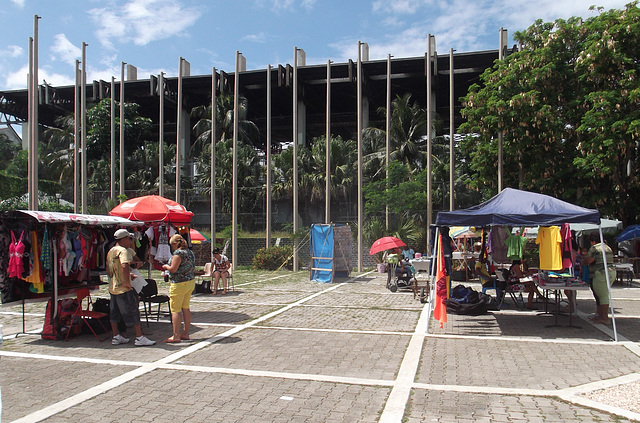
top-left (582, 232), bottom-right (616, 324)
top-left (106, 229), bottom-right (156, 346)
top-left (162, 234), bottom-right (196, 343)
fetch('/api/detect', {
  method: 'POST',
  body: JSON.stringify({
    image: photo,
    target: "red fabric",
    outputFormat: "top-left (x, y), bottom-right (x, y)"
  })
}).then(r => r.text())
top-left (433, 234), bottom-right (448, 328)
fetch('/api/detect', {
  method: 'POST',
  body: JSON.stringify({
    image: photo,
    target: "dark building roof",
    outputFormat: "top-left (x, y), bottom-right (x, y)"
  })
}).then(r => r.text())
top-left (0, 49), bottom-right (500, 148)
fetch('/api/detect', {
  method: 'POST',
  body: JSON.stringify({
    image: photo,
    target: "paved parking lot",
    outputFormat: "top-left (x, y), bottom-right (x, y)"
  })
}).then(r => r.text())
top-left (1, 271), bottom-right (640, 422)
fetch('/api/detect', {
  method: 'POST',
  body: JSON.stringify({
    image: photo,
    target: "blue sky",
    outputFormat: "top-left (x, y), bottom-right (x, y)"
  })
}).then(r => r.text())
top-left (0, 0), bottom-right (631, 91)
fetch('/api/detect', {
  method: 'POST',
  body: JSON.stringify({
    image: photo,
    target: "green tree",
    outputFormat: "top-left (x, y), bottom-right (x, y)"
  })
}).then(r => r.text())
top-left (459, 3), bottom-right (640, 223)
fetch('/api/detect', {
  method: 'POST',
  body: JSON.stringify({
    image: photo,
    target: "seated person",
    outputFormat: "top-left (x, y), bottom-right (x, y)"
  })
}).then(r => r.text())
top-left (509, 261), bottom-right (541, 310)
top-left (401, 246), bottom-right (415, 261)
top-left (475, 256), bottom-right (507, 296)
top-left (386, 247), bottom-right (414, 280)
top-left (475, 257), bottom-right (496, 289)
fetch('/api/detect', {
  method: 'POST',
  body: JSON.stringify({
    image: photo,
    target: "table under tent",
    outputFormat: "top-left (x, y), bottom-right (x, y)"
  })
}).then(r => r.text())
top-left (309, 224), bottom-right (352, 283)
top-left (430, 188), bottom-right (618, 341)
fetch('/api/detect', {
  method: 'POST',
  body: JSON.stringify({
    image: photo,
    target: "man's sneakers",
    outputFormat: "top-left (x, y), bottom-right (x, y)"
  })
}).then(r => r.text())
top-left (112, 334), bottom-right (130, 345)
top-left (112, 334), bottom-right (156, 346)
top-left (135, 335), bottom-right (156, 346)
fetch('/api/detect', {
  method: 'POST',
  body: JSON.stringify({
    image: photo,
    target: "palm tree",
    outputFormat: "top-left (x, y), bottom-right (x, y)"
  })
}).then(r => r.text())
top-left (191, 94), bottom-right (260, 157)
top-left (41, 114), bottom-right (76, 188)
top-left (362, 93), bottom-right (427, 178)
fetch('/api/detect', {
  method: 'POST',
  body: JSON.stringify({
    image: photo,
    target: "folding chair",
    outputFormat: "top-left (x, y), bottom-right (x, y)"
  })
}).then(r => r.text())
top-left (65, 288), bottom-right (110, 342)
top-left (139, 279), bottom-right (170, 327)
top-left (496, 269), bottom-right (525, 310)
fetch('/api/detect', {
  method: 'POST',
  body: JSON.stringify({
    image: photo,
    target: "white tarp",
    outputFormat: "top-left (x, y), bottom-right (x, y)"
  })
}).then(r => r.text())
top-left (14, 210), bottom-right (142, 226)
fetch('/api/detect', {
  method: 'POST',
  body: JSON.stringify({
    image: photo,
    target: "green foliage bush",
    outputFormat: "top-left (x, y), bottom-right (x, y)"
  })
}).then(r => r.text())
top-left (252, 245), bottom-right (293, 270)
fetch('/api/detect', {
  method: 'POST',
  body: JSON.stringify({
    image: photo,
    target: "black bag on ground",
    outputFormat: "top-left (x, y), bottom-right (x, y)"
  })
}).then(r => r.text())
top-left (195, 280), bottom-right (212, 294)
top-left (92, 297), bottom-right (126, 332)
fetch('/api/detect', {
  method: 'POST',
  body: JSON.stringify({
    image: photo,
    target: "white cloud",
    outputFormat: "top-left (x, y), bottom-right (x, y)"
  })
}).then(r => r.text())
top-left (50, 34), bottom-right (82, 66)
top-left (372, 0), bottom-right (431, 14)
top-left (88, 0), bottom-right (201, 49)
top-left (2, 45), bottom-right (23, 58)
top-left (9, 0), bottom-right (25, 7)
top-left (242, 32), bottom-right (268, 43)
top-left (5, 65), bottom-right (75, 90)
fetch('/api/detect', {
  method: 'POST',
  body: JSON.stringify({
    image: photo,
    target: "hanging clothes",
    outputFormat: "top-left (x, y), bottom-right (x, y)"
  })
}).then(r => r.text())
top-left (8, 230), bottom-right (25, 278)
top-left (40, 226), bottom-right (52, 271)
top-left (504, 229), bottom-right (527, 261)
top-left (153, 224), bottom-right (174, 263)
top-left (69, 230), bottom-right (83, 272)
top-left (24, 230), bottom-right (44, 293)
top-left (536, 226), bottom-right (562, 271)
top-left (58, 227), bottom-right (75, 276)
top-left (488, 226), bottom-right (510, 264)
top-left (560, 223), bottom-right (574, 269)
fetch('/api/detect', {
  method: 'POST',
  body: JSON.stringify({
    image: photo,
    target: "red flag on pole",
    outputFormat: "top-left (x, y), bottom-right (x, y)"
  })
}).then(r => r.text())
top-left (433, 234), bottom-right (448, 328)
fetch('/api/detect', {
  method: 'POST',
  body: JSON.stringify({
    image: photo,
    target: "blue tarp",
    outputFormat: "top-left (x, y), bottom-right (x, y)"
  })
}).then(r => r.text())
top-left (310, 224), bottom-right (334, 283)
top-left (435, 188), bottom-right (600, 227)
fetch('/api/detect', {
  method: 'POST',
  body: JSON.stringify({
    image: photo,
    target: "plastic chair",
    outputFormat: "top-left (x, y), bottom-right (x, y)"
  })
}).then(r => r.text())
top-left (65, 288), bottom-right (110, 342)
top-left (202, 262), bottom-right (212, 278)
top-left (139, 279), bottom-right (170, 327)
top-left (477, 266), bottom-right (502, 303)
top-left (227, 263), bottom-right (234, 291)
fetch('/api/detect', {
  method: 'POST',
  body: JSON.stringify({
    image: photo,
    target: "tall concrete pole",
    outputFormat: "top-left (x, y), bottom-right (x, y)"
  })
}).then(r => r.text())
top-left (266, 65), bottom-right (272, 246)
top-left (357, 41), bottom-right (363, 272)
top-left (449, 48), bottom-right (455, 211)
top-left (27, 37), bottom-right (33, 210)
top-left (232, 52), bottom-right (244, 271)
top-left (176, 57), bottom-right (184, 204)
top-left (325, 60), bottom-right (331, 224)
top-left (426, 35), bottom-right (434, 247)
top-left (31, 15), bottom-right (40, 210)
top-left (159, 71), bottom-right (165, 197)
top-left (110, 76), bottom-right (116, 201)
top-left (119, 62), bottom-right (125, 198)
top-left (211, 67), bottom-right (217, 257)
top-left (81, 42), bottom-right (88, 213)
top-left (73, 60), bottom-right (80, 212)
top-left (386, 54), bottom-right (392, 229)
top-left (292, 47), bottom-right (299, 271)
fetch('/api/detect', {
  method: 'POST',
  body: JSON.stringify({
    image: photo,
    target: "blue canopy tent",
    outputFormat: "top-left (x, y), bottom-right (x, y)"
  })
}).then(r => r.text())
top-left (310, 224), bottom-right (352, 283)
top-left (435, 188), bottom-right (600, 227)
top-left (433, 188), bottom-right (618, 341)
top-left (617, 225), bottom-right (640, 243)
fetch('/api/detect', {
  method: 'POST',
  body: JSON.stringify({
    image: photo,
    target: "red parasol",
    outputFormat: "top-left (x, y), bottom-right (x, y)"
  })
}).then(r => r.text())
top-left (109, 195), bottom-right (194, 224)
top-left (369, 236), bottom-right (406, 255)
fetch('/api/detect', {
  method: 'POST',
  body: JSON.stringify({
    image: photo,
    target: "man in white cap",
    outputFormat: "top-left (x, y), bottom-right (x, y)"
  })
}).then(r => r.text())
top-left (106, 229), bottom-right (155, 346)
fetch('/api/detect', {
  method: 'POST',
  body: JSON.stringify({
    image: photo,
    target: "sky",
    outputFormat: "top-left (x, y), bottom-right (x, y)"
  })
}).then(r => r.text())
top-left (0, 0), bottom-right (632, 92)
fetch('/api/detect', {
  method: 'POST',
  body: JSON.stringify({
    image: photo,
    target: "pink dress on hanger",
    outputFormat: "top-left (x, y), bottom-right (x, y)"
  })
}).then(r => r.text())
top-left (8, 231), bottom-right (25, 278)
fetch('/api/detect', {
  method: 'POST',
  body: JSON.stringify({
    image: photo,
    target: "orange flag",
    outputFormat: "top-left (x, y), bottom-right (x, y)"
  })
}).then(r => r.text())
top-left (432, 234), bottom-right (448, 328)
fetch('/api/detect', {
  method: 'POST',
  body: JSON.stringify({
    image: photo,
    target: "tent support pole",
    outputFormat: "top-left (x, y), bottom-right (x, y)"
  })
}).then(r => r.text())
top-left (599, 226), bottom-right (617, 342)
top-left (425, 226), bottom-right (440, 334)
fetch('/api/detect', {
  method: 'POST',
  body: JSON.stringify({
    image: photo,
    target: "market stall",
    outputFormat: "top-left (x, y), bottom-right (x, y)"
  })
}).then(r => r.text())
top-left (431, 188), bottom-right (618, 341)
top-left (0, 210), bottom-right (141, 336)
